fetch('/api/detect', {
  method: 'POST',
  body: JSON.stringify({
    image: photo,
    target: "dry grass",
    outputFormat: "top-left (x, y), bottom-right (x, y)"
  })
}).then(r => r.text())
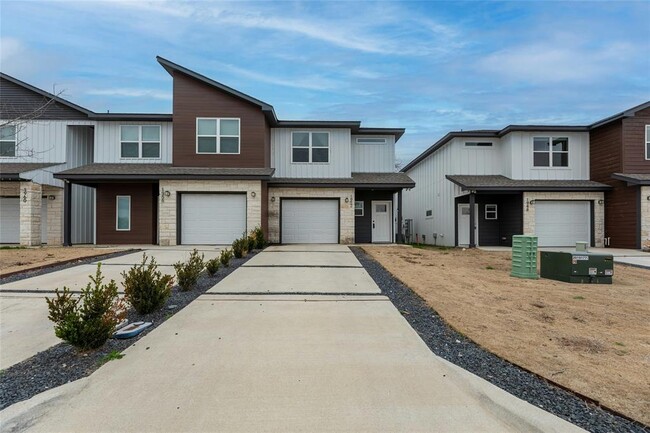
top-left (365, 245), bottom-right (650, 425)
top-left (0, 246), bottom-right (120, 276)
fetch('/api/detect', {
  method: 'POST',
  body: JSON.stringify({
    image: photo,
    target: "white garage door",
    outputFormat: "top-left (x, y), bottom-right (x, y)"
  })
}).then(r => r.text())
top-left (535, 201), bottom-right (590, 247)
top-left (180, 194), bottom-right (246, 245)
top-left (0, 197), bottom-right (20, 243)
top-left (281, 199), bottom-right (339, 244)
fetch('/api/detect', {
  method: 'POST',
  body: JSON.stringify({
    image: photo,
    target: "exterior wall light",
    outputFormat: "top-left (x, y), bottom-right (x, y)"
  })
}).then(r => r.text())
top-left (48, 195), bottom-right (56, 200)
top-left (251, 191), bottom-right (256, 198)
top-left (164, 191), bottom-right (171, 197)
top-left (344, 197), bottom-right (349, 203)
top-left (598, 199), bottom-right (605, 205)
top-left (271, 196), bottom-right (276, 202)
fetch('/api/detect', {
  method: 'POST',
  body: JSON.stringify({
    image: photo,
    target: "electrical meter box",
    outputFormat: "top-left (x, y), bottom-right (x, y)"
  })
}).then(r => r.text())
top-left (511, 235), bottom-right (539, 279)
top-left (540, 251), bottom-right (613, 284)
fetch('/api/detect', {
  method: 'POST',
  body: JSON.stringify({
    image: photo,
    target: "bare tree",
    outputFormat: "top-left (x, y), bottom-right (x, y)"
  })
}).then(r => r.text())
top-left (394, 158), bottom-right (404, 171)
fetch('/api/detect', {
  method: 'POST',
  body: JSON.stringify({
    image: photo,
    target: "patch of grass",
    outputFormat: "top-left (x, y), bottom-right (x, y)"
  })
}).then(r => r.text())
top-left (573, 295), bottom-right (585, 300)
top-left (0, 245), bottom-right (26, 250)
top-left (485, 265), bottom-right (495, 270)
top-left (98, 350), bottom-right (124, 366)
top-left (614, 342), bottom-right (625, 347)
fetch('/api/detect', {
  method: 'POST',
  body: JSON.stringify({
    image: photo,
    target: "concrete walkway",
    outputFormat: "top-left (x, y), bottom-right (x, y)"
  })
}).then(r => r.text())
top-left (1, 245), bottom-right (585, 432)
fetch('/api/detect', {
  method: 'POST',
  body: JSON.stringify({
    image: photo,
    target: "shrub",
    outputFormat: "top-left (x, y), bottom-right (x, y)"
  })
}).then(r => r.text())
top-left (220, 248), bottom-right (233, 267)
top-left (173, 249), bottom-right (205, 291)
top-left (246, 234), bottom-right (257, 252)
top-left (251, 226), bottom-right (267, 249)
top-left (46, 264), bottom-right (126, 350)
top-left (121, 253), bottom-right (174, 314)
top-left (206, 257), bottom-right (221, 276)
top-left (232, 237), bottom-right (247, 259)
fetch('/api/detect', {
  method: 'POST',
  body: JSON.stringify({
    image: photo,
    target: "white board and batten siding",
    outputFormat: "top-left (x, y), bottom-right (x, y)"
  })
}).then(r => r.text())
top-left (66, 126), bottom-right (95, 244)
top-left (271, 128), bottom-right (351, 178)
top-left (351, 135), bottom-right (395, 172)
top-left (93, 121), bottom-right (173, 163)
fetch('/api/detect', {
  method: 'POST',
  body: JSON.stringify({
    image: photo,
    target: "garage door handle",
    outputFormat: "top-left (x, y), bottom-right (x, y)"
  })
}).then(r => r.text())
top-left (372, 222), bottom-right (375, 229)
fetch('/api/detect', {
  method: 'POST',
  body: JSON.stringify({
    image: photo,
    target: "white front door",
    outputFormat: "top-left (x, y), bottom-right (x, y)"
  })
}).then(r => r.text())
top-left (458, 203), bottom-right (478, 246)
top-left (371, 201), bottom-right (392, 243)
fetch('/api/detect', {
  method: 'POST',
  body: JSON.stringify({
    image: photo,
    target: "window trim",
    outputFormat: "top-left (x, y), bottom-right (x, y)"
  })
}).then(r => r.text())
top-left (645, 125), bottom-right (650, 160)
top-left (354, 201), bottom-right (364, 217)
top-left (485, 204), bottom-right (498, 220)
top-left (425, 209), bottom-right (433, 218)
top-left (533, 136), bottom-right (569, 168)
top-left (195, 117), bottom-right (241, 155)
top-left (291, 131), bottom-right (330, 164)
top-left (119, 125), bottom-right (162, 160)
top-left (0, 125), bottom-right (17, 158)
top-left (356, 137), bottom-right (387, 145)
top-left (465, 141), bottom-right (493, 147)
top-left (115, 195), bottom-right (131, 231)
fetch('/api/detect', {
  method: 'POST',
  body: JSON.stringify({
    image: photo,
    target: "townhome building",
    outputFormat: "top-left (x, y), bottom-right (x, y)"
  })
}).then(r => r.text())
top-left (0, 57), bottom-right (413, 246)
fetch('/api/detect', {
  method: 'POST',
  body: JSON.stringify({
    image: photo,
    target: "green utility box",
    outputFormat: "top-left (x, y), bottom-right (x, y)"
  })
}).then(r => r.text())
top-left (540, 251), bottom-right (614, 284)
top-left (511, 235), bottom-right (539, 279)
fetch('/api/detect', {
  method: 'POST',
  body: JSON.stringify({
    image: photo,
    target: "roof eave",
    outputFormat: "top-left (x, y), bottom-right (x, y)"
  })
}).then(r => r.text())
top-left (611, 173), bottom-right (650, 185)
top-left (54, 173), bottom-right (274, 182)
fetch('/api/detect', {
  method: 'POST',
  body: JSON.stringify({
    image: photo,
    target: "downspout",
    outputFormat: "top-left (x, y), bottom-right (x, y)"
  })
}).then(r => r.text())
top-left (469, 191), bottom-right (476, 248)
top-left (63, 180), bottom-right (72, 246)
top-left (397, 189), bottom-right (403, 243)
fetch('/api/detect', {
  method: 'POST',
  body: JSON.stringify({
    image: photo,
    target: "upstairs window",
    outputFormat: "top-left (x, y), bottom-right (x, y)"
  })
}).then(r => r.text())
top-left (292, 132), bottom-right (329, 163)
top-left (196, 118), bottom-right (240, 154)
top-left (533, 137), bottom-right (568, 167)
top-left (120, 125), bottom-right (161, 159)
top-left (646, 125), bottom-right (649, 160)
top-left (465, 142), bottom-right (493, 147)
top-left (356, 137), bottom-right (386, 145)
top-left (0, 125), bottom-right (17, 157)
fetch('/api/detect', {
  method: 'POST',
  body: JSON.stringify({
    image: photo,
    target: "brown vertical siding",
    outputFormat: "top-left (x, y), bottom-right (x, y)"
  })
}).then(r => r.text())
top-left (622, 107), bottom-right (650, 173)
top-left (96, 183), bottom-right (156, 245)
top-left (172, 72), bottom-right (270, 168)
top-left (604, 182), bottom-right (639, 248)
top-left (590, 120), bottom-right (622, 182)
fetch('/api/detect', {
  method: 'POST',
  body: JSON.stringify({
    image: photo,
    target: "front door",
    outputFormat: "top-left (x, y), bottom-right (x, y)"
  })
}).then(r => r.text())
top-left (372, 201), bottom-right (392, 243)
top-left (457, 203), bottom-right (478, 246)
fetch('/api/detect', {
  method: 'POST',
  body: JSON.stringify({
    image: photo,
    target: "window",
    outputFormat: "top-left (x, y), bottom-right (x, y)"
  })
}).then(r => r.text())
top-left (425, 209), bottom-right (433, 217)
top-left (0, 125), bottom-right (17, 157)
top-left (485, 204), bottom-right (498, 220)
top-left (292, 132), bottom-right (329, 163)
top-left (356, 137), bottom-right (386, 145)
top-left (646, 125), bottom-right (649, 160)
top-left (196, 118), bottom-right (240, 154)
top-left (465, 142), bottom-right (492, 147)
top-left (355, 201), bottom-right (364, 217)
top-left (533, 137), bottom-right (568, 167)
top-left (116, 196), bottom-right (131, 231)
top-left (120, 125), bottom-right (161, 159)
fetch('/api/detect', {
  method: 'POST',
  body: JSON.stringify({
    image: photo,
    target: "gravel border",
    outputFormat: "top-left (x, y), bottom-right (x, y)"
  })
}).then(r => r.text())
top-left (0, 249), bottom-right (139, 285)
top-left (351, 247), bottom-right (648, 433)
top-left (0, 250), bottom-right (259, 410)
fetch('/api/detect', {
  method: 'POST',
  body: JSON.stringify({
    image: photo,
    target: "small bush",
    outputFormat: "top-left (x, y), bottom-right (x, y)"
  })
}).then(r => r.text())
top-left (46, 264), bottom-right (126, 350)
top-left (232, 237), bottom-right (248, 259)
top-left (173, 249), bottom-right (205, 292)
top-left (246, 235), bottom-right (256, 252)
top-left (220, 249), bottom-right (233, 267)
top-left (251, 226), bottom-right (267, 249)
top-left (122, 253), bottom-right (174, 314)
top-left (206, 257), bottom-right (221, 276)
top-left (98, 350), bottom-right (125, 366)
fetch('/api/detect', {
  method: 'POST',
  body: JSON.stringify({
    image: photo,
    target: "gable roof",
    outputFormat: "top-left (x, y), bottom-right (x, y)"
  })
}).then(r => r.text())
top-left (446, 174), bottom-right (611, 192)
top-left (590, 101), bottom-right (650, 129)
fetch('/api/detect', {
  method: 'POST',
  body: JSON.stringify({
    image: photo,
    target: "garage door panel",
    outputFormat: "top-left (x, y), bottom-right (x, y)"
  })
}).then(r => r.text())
top-left (535, 201), bottom-right (590, 247)
top-left (0, 197), bottom-right (20, 243)
top-left (282, 200), bottom-right (339, 244)
top-left (181, 194), bottom-right (246, 245)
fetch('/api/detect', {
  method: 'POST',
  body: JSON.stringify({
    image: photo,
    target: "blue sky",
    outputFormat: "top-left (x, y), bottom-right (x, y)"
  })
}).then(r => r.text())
top-left (1, 1), bottom-right (648, 163)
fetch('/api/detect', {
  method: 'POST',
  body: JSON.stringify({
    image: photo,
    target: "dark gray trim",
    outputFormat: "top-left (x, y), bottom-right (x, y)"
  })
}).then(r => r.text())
top-left (276, 120), bottom-right (360, 128)
top-left (56, 174), bottom-right (273, 182)
top-left (637, 188), bottom-right (642, 250)
top-left (268, 182), bottom-right (411, 189)
top-left (445, 175), bottom-right (611, 192)
top-left (63, 181), bottom-right (72, 246)
top-left (589, 100), bottom-right (650, 129)
top-left (611, 173), bottom-right (650, 185)
top-left (590, 201), bottom-right (595, 248)
top-left (357, 128), bottom-right (406, 141)
top-left (469, 193), bottom-right (476, 248)
top-left (176, 191), bottom-right (248, 245)
top-left (89, 113), bottom-right (172, 121)
top-left (279, 197), bottom-right (340, 245)
top-left (397, 190), bottom-right (403, 243)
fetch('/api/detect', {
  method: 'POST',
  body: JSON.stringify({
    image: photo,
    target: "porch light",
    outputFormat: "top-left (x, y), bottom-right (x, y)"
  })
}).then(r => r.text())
top-left (344, 197), bottom-right (349, 203)
top-left (48, 195), bottom-right (56, 200)
top-left (251, 191), bottom-right (256, 198)
top-left (271, 196), bottom-right (276, 202)
top-left (598, 199), bottom-right (604, 205)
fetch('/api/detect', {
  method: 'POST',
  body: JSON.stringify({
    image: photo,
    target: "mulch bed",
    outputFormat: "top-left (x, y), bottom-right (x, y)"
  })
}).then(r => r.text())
top-left (351, 247), bottom-right (648, 433)
top-left (0, 250), bottom-right (259, 410)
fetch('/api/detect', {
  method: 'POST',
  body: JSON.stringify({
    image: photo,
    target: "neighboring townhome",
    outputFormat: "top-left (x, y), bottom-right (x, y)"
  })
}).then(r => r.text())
top-left (589, 101), bottom-right (650, 250)
top-left (401, 126), bottom-right (611, 248)
top-left (0, 74), bottom-right (96, 246)
top-left (44, 57), bottom-right (412, 246)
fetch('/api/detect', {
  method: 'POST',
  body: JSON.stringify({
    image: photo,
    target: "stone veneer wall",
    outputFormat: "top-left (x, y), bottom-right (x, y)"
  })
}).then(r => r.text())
top-left (267, 187), bottom-right (355, 244)
top-left (522, 191), bottom-right (605, 248)
top-left (43, 185), bottom-right (63, 245)
top-left (158, 180), bottom-right (262, 246)
top-left (641, 186), bottom-right (650, 251)
top-left (19, 181), bottom-right (42, 246)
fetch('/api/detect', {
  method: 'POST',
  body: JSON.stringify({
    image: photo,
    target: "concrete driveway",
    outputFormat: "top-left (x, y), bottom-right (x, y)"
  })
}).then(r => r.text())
top-left (0, 247), bottom-right (221, 369)
top-left (2, 245), bottom-right (584, 432)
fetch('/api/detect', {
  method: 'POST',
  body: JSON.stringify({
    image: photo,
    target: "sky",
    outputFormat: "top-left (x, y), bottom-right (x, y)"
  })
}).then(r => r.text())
top-left (1, 0), bottom-right (649, 163)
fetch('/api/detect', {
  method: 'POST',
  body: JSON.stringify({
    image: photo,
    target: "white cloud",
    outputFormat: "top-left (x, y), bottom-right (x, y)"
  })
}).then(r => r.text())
top-left (86, 88), bottom-right (171, 100)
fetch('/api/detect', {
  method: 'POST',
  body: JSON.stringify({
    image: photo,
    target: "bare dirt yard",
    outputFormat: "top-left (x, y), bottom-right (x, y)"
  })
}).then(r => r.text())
top-left (0, 247), bottom-right (121, 276)
top-left (364, 245), bottom-right (650, 425)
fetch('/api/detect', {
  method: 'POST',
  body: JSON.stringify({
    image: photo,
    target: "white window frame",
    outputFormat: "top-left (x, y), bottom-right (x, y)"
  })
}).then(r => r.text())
top-left (356, 137), bottom-right (386, 145)
top-left (465, 141), bottom-right (493, 147)
top-left (0, 125), bottom-right (17, 158)
top-left (425, 209), bottom-right (433, 218)
top-left (485, 204), bottom-right (498, 220)
top-left (195, 118), bottom-right (241, 155)
top-left (119, 125), bottom-right (161, 159)
top-left (291, 131), bottom-right (330, 164)
top-left (533, 136), bottom-right (569, 168)
top-left (355, 201), bottom-right (364, 217)
top-left (115, 195), bottom-right (131, 231)
top-left (645, 125), bottom-right (649, 160)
